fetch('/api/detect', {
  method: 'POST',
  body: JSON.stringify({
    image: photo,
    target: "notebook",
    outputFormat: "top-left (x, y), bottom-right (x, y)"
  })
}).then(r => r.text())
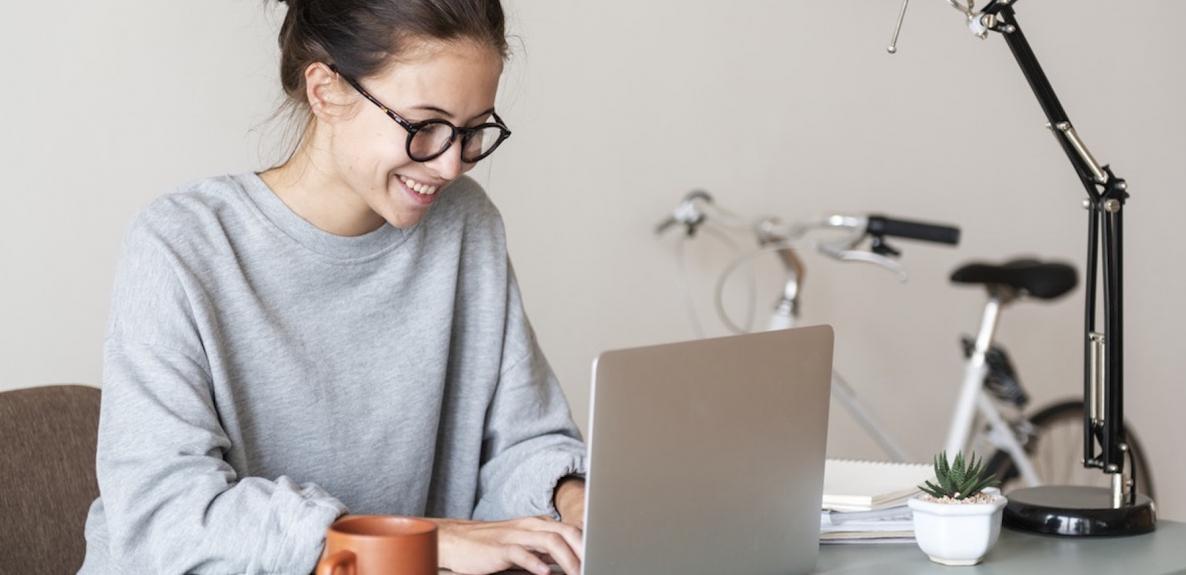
top-left (821, 459), bottom-right (933, 512)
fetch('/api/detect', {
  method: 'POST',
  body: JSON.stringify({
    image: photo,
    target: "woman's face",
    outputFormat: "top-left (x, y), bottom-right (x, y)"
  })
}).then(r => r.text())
top-left (326, 40), bottom-right (504, 229)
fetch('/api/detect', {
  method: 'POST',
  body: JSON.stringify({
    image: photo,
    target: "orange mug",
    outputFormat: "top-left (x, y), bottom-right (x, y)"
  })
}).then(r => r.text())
top-left (315, 515), bottom-right (438, 575)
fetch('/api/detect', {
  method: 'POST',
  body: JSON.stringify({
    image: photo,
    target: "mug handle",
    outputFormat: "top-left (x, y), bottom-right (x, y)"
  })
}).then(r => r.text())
top-left (315, 550), bottom-right (356, 575)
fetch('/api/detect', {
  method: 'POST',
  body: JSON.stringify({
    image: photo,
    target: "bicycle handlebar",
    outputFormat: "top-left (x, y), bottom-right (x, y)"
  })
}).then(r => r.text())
top-left (657, 193), bottom-right (964, 334)
top-left (866, 215), bottom-right (961, 246)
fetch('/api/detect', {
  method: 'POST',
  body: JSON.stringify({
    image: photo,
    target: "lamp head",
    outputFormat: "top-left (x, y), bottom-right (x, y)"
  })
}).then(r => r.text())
top-left (887, 0), bottom-right (1006, 54)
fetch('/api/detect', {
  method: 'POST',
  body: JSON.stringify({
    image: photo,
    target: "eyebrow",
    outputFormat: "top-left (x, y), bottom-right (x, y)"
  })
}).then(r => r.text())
top-left (411, 105), bottom-right (497, 123)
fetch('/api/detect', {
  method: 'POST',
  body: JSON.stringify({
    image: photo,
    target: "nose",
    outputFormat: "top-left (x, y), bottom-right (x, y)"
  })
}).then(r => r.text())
top-left (427, 137), bottom-right (465, 182)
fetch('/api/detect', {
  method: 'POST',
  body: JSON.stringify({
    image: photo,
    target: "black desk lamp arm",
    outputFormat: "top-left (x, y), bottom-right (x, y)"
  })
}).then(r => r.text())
top-left (980, 0), bottom-right (1137, 504)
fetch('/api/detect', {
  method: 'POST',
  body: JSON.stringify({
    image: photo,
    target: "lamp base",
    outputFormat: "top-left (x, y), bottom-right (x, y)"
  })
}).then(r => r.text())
top-left (1004, 485), bottom-right (1156, 536)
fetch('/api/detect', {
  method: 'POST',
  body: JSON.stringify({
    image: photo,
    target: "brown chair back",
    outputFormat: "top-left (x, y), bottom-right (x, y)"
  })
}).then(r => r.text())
top-left (0, 384), bottom-right (101, 574)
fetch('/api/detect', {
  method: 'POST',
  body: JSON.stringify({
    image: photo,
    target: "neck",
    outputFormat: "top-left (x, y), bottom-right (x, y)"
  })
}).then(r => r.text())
top-left (259, 142), bottom-right (387, 237)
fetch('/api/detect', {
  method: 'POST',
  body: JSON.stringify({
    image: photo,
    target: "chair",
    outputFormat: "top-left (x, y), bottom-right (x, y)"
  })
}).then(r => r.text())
top-left (0, 385), bottom-right (101, 574)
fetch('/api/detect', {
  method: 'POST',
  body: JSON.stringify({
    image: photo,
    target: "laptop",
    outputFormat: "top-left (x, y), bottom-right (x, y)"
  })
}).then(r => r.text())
top-left (580, 325), bottom-right (833, 575)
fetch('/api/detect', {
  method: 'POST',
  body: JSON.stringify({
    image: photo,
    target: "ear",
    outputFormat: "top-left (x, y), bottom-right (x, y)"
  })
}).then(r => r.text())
top-left (303, 61), bottom-right (357, 122)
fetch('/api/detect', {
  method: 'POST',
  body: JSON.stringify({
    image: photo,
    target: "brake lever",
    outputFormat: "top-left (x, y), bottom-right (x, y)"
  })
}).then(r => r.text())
top-left (817, 242), bottom-right (909, 282)
top-left (656, 190), bottom-right (713, 236)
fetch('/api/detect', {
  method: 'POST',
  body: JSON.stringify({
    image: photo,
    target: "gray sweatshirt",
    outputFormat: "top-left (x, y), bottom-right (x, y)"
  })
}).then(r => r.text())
top-left (79, 173), bottom-right (587, 574)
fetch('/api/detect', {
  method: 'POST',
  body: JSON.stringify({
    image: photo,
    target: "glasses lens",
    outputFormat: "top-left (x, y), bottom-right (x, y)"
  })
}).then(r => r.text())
top-left (408, 122), bottom-right (454, 161)
top-left (461, 126), bottom-right (507, 162)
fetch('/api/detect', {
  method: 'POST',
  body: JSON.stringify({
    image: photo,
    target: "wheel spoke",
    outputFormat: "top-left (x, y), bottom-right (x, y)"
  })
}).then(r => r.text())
top-left (985, 402), bottom-right (1152, 496)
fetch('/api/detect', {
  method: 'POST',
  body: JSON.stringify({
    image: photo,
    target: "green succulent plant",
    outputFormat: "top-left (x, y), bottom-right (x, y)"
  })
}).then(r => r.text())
top-left (919, 451), bottom-right (999, 501)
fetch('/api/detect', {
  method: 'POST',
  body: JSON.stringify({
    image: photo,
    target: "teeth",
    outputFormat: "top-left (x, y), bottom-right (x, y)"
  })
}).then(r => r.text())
top-left (399, 175), bottom-right (438, 196)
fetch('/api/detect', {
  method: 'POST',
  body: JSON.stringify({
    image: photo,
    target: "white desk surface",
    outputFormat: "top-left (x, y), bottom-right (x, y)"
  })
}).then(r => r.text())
top-left (442, 520), bottom-right (1186, 574)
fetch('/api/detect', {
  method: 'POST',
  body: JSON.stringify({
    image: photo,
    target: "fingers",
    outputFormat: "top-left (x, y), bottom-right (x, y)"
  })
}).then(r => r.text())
top-left (437, 517), bottom-right (583, 575)
top-left (506, 544), bottom-right (552, 575)
top-left (505, 529), bottom-right (580, 575)
top-left (524, 516), bottom-right (584, 561)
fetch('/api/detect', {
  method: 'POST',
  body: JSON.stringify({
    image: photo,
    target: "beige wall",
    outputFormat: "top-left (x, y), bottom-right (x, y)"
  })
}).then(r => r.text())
top-left (2, 1), bottom-right (1182, 520)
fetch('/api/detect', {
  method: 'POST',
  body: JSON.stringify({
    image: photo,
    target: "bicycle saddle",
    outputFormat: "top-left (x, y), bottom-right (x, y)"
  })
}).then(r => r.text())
top-left (950, 259), bottom-right (1078, 300)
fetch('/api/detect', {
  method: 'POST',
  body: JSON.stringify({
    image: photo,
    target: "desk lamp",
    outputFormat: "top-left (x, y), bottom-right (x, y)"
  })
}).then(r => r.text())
top-left (885, 0), bottom-right (1156, 536)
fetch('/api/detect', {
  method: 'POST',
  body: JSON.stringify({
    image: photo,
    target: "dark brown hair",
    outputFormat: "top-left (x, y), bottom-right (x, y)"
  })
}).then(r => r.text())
top-left (267, 0), bottom-right (509, 163)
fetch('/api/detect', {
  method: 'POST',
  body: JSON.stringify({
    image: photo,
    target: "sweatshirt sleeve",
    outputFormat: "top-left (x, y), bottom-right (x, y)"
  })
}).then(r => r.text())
top-left (472, 261), bottom-right (588, 521)
top-left (94, 214), bottom-right (347, 573)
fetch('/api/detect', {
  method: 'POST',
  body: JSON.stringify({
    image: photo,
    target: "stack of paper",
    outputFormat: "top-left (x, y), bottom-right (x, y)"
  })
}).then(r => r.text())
top-left (820, 506), bottom-right (915, 544)
top-left (819, 459), bottom-right (933, 544)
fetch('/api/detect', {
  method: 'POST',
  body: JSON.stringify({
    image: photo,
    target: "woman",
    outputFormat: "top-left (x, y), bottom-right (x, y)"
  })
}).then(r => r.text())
top-left (80, 1), bottom-right (588, 574)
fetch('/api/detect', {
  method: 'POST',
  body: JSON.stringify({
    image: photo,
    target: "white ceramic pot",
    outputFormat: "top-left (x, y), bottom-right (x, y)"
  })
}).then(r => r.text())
top-left (907, 488), bottom-right (1006, 566)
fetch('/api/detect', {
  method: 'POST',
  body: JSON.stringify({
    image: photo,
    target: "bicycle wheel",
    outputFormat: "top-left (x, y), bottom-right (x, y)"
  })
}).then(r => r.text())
top-left (985, 399), bottom-right (1155, 499)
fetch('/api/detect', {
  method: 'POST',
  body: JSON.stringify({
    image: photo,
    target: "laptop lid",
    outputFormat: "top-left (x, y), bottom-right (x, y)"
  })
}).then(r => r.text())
top-left (581, 325), bottom-right (833, 575)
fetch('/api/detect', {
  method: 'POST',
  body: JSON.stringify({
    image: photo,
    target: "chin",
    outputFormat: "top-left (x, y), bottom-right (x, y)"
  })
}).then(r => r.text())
top-left (384, 209), bottom-right (426, 230)
top-left (384, 200), bottom-right (431, 230)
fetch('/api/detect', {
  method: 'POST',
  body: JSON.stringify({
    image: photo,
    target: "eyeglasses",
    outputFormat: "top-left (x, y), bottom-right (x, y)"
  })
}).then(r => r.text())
top-left (329, 64), bottom-right (511, 164)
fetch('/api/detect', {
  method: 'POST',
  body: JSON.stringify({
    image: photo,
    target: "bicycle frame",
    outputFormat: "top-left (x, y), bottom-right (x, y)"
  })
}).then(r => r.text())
top-left (658, 197), bottom-right (1042, 485)
top-left (768, 244), bottom-right (1041, 486)
top-left (946, 292), bottom-right (1041, 487)
top-left (769, 291), bottom-right (913, 462)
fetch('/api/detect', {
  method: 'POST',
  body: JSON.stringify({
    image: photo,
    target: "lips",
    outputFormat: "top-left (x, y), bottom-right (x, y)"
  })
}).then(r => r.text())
top-left (394, 174), bottom-right (444, 206)
top-left (398, 174), bottom-right (440, 195)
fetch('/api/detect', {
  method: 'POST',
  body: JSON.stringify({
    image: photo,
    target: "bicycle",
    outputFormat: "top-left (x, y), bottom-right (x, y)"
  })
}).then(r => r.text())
top-left (655, 191), bottom-right (1155, 498)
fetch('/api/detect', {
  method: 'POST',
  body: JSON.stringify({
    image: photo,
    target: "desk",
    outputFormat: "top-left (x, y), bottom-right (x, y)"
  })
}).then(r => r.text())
top-left (815, 520), bottom-right (1186, 574)
top-left (442, 520), bottom-right (1186, 574)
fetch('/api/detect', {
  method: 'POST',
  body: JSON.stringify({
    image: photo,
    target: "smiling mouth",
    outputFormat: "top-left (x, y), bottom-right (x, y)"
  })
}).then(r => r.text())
top-left (397, 174), bottom-right (441, 196)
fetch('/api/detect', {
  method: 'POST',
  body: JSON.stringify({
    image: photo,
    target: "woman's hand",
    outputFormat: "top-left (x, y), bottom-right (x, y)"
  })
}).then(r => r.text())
top-left (431, 516), bottom-right (583, 575)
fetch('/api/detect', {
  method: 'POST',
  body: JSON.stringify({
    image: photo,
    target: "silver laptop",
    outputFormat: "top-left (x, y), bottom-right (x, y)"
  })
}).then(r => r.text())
top-left (580, 325), bottom-right (833, 575)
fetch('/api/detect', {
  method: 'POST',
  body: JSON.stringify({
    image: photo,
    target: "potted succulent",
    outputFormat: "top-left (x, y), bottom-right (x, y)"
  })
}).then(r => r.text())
top-left (908, 452), bottom-right (1006, 566)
